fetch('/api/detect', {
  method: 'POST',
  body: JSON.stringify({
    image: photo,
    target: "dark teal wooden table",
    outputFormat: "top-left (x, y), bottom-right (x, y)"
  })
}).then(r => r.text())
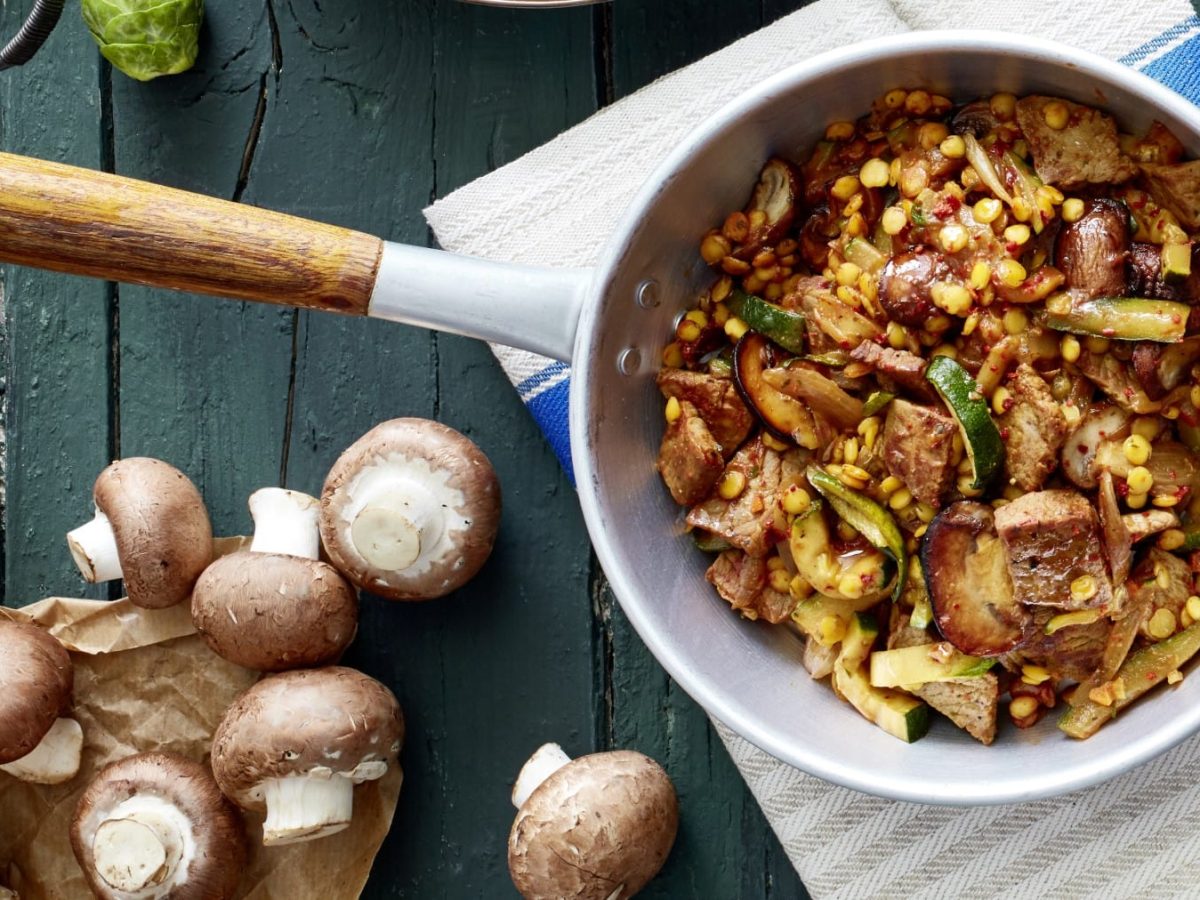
top-left (0, 1), bottom-right (814, 896)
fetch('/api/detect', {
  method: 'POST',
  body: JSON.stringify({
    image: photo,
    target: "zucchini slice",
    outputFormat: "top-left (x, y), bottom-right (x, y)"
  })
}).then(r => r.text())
top-left (861, 390), bottom-right (895, 417)
top-left (1041, 295), bottom-right (1189, 343)
top-left (726, 291), bottom-right (806, 354)
top-left (869, 643), bottom-right (994, 689)
top-left (806, 466), bottom-right (907, 602)
top-left (925, 355), bottom-right (1004, 491)
top-left (834, 615), bottom-right (930, 743)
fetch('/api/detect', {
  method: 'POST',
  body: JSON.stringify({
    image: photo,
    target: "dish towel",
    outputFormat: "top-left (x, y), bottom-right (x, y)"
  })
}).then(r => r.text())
top-left (426, 2), bottom-right (1200, 897)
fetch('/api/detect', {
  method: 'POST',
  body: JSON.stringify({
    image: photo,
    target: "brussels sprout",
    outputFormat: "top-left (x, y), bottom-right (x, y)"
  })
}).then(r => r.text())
top-left (82, 0), bottom-right (204, 82)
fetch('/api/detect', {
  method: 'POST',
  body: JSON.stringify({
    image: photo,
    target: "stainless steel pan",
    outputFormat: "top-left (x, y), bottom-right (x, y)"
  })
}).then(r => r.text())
top-left (3, 32), bottom-right (1197, 804)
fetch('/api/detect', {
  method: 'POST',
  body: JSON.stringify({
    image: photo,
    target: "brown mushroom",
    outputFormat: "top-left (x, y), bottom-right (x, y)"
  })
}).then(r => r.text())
top-left (67, 458), bottom-right (213, 608)
top-left (319, 419), bottom-right (501, 601)
top-left (70, 752), bottom-right (246, 900)
top-left (191, 488), bottom-right (358, 671)
top-left (0, 620), bottom-right (82, 785)
top-left (508, 743), bottom-right (679, 900)
top-left (210, 666), bottom-right (403, 845)
top-left (1054, 198), bottom-right (1129, 299)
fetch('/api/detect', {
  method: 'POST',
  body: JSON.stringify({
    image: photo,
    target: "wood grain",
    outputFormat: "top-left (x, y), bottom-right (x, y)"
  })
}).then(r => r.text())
top-left (0, 150), bottom-right (383, 315)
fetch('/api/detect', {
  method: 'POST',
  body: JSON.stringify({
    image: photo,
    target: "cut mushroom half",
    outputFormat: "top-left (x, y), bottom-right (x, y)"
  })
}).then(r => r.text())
top-left (320, 419), bottom-right (501, 601)
top-left (191, 488), bottom-right (357, 672)
top-left (0, 620), bottom-right (82, 785)
top-left (210, 666), bottom-right (403, 846)
top-left (508, 744), bottom-right (679, 900)
top-left (71, 752), bottom-right (246, 900)
top-left (67, 458), bottom-right (213, 608)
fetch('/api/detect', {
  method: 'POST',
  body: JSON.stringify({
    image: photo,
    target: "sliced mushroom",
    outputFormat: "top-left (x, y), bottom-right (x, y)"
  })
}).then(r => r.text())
top-left (508, 744), bottom-right (678, 900)
top-left (1054, 199), bottom-right (1129, 300)
top-left (0, 620), bottom-right (82, 785)
top-left (734, 157), bottom-right (799, 259)
top-left (878, 250), bottom-right (948, 326)
top-left (1127, 241), bottom-right (1183, 300)
top-left (921, 502), bottom-right (1031, 657)
top-left (1130, 336), bottom-right (1200, 400)
top-left (70, 752), bottom-right (245, 900)
top-left (67, 458), bottom-right (213, 608)
top-left (210, 666), bottom-right (403, 846)
top-left (191, 489), bottom-right (358, 672)
top-left (319, 419), bottom-right (501, 601)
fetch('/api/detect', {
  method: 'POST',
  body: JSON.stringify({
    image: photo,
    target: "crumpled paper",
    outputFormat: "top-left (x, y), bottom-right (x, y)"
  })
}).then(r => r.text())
top-left (0, 539), bottom-right (402, 900)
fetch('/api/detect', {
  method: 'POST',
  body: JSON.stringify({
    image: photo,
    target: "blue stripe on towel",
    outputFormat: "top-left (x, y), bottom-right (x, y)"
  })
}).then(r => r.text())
top-left (525, 376), bottom-right (575, 482)
top-left (1138, 29), bottom-right (1200, 106)
top-left (516, 360), bottom-right (570, 399)
top-left (1119, 16), bottom-right (1200, 66)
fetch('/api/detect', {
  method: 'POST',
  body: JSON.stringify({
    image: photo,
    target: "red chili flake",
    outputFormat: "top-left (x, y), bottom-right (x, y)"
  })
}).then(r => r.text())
top-left (1117, 479), bottom-right (1130, 497)
top-left (1173, 315), bottom-right (1183, 324)
top-left (999, 427), bottom-right (1011, 440)
top-left (1103, 328), bottom-right (1116, 337)
top-left (1005, 242), bottom-right (1019, 254)
top-left (1078, 443), bottom-right (1090, 453)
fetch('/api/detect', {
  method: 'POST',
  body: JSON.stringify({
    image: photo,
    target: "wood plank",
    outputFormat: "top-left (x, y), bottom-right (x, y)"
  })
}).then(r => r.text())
top-left (0, 1), bottom-right (112, 604)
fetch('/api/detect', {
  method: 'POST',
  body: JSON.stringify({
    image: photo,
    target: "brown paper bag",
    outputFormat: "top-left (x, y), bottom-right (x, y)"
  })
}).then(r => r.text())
top-left (0, 550), bottom-right (401, 899)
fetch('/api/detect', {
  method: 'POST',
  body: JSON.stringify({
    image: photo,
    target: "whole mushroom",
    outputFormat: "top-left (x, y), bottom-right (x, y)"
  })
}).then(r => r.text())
top-left (319, 418), bottom-right (501, 600)
top-left (70, 752), bottom-right (245, 900)
top-left (67, 458), bottom-right (213, 608)
top-left (0, 620), bottom-right (83, 785)
top-left (508, 744), bottom-right (679, 900)
top-left (191, 488), bottom-right (358, 671)
top-left (210, 666), bottom-right (403, 845)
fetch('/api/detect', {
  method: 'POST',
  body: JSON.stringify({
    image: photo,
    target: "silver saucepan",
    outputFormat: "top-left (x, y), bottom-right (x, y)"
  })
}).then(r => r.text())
top-left (2, 32), bottom-right (1197, 804)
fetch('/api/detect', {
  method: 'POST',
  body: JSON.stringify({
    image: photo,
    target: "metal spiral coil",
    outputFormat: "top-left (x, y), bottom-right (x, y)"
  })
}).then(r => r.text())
top-left (0, 0), bottom-right (65, 71)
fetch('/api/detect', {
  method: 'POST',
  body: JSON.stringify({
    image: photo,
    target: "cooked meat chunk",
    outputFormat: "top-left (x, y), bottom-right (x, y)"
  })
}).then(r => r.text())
top-left (706, 550), bottom-right (795, 624)
top-left (999, 364), bottom-right (1069, 491)
top-left (657, 368), bottom-right (754, 455)
top-left (1129, 549), bottom-right (1194, 640)
top-left (686, 437), bottom-right (805, 557)
top-left (1140, 160), bottom-right (1200, 230)
top-left (1054, 199), bottom-right (1129, 299)
top-left (888, 609), bottom-right (998, 745)
top-left (657, 400), bottom-right (724, 506)
top-left (993, 490), bottom-right (1113, 610)
top-left (1127, 241), bottom-right (1183, 301)
top-left (1004, 607), bottom-right (1110, 682)
top-left (848, 341), bottom-right (937, 402)
top-left (1122, 509), bottom-right (1180, 543)
top-left (881, 399), bottom-right (957, 507)
top-left (1015, 95), bottom-right (1137, 188)
top-left (878, 250), bottom-right (949, 326)
top-left (897, 145), bottom-right (963, 192)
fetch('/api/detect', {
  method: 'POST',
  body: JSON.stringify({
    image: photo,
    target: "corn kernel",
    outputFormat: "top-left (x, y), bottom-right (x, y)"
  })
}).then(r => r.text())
top-left (818, 615), bottom-right (847, 646)
top-left (904, 89), bottom-right (932, 117)
top-left (789, 574), bottom-right (812, 600)
top-left (899, 166), bottom-right (929, 198)
top-left (880, 206), bottom-right (907, 236)
top-left (938, 223), bottom-right (969, 254)
top-left (974, 197), bottom-right (1003, 224)
top-left (963, 262), bottom-right (989, 292)
top-left (857, 416), bottom-right (881, 451)
top-left (990, 92), bottom-right (1017, 121)
top-left (782, 485), bottom-right (812, 516)
top-left (661, 342), bottom-right (683, 368)
top-left (718, 471), bottom-right (747, 500)
top-left (1188, 596), bottom-right (1200, 621)
top-left (1088, 683), bottom-right (1116, 707)
top-left (1002, 307), bottom-right (1028, 335)
top-left (1165, 405), bottom-right (1181, 421)
top-left (764, 283), bottom-right (784, 302)
top-left (843, 193), bottom-right (864, 216)
top-left (1011, 195), bottom-right (1033, 223)
top-left (1060, 334), bottom-right (1081, 363)
top-left (1153, 494), bottom-right (1181, 508)
top-left (880, 475), bottom-right (903, 495)
top-left (1148, 607), bottom-right (1177, 640)
top-left (1021, 665), bottom-right (1052, 686)
top-left (918, 121), bottom-right (949, 149)
top-left (700, 233), bottom-right (731, 265)
top-left (751, 248), bottom-right (777, 268)
top-left (724, 316), bottom-right (749, 341)
top-left (931, 281), bottom-right (972, 316)
top-left (711, 276), bottom-right (733, 304)
top-left (722, 212), bottom-right (751, 243)
top-left (961, 165), bottom-right (980, 191)
top-left (1062, 198), bottom-right (1085, 222)
top-left (939, 135), bottom-right (966, 159)
top-left (1009, 696), bottom-right (1039, 719)
top-left (917, 502), bottom-right (936, 523)
top-left (712, 302), bottom-right (730, 327)
top-left (1183, 609), bottom-right (1193, 629)
top-left (840, 464), bottom-right (871, 489)
top-left (831, 174), bottom-right (861, 201)
top-left (962, 311), bottom-right (981, 337)
top-left (749, 209), bottom-right (768, 229)
top-left (1156, 561), bottom-right (1171, 589)
top-left (1042, 100), bottom-right (1070, 130)
top-left (1123, 434), bottom-right (1152, 466)
top-left (844, 211), bottom-right (867, 237)
top-left (888, 487), bottom-right (914, 511)
top-left (957, 474), bottom-right (983, 497)
top-left (664, 396), bottom-right (682, 423)
top-left (889, 157), bottom-right (902, 187)
top-left (859, 157), bottom-right (890, 189)
top-left (762, 432), bottom-right (790, 452)
top-left (769, 568), bottom-right (793, 593)
top-left (837, 520), bottom-right (859, 542)
top-left (932, 344), bottom-right (958, 359)
top-left (677, 320), bottom-right (701, 342)
top-left (1084, 335), bottom-right (1110, 354)
top-left (1039, 184), bottom-right (1065, 205)
top-left (886, 320), bottom-right (908, 350)
top-left (767, 555), bottom-right (786, 572)
top-left (1191, 384), bottom-right (1200, 409)
top-left (721, 256), bottom-right (751, 276)
top-left (685, 309), bottom-right (709, 328)
top-left (883, 88), bottom-right (908, 109)
top-left (1062, 403), bottom-right (1082, 427)
top-left (1167, 670), bottom-right (1184, 685)
top-left (1127, 465), bottom-right (1153, 494)
top-left (1160, 529), bottom-right (1187, 551)
top-left (837, 571), bottom-right (866, 599)
top-left (1127, 491), bottom-right (1148, 510)
top-left (1046, 609), bottom-right (1102, 634)
top-left (825, 120), bottom-right (856, 141)
top-left (998, 259), bottom-right (1028, 288)
top-left (991, 386), bottom-right (1012, 416)
top-left (836, 262), bottom-right (863, 287)
top-left (1070, 575), bottom-right (1098, 603)
top-left (836, 285), bottom-right (861, 308)
top-left (842, 436), bottom-right (860, 467)
top-left (1004, 224), bottom-right (1032, 246)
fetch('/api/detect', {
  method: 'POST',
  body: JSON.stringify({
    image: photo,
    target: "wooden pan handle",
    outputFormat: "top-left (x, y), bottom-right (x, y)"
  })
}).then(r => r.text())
top-left (0, 152), bottom-right (383, 314)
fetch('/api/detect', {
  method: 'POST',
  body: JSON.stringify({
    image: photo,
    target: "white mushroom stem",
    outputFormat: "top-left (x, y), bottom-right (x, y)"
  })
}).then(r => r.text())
top-left (349, 481), bottom-right (445, 573)
top-left (67, 509), bottom-right (123, 583)
top-left (91, 795), bottom-right (193, 895)
top-left (248, 488), bottom-right (321, 560)
top-left (512, 743), bottom-right (572, 809)
top-left (0, 717), bottom-right (83, 785)
top-left (261, 775), bottom-right (354, 846)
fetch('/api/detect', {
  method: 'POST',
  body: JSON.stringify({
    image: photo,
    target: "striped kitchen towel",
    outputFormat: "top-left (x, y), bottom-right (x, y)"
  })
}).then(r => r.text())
top-left (426, 2), bottom-right (1200, 897)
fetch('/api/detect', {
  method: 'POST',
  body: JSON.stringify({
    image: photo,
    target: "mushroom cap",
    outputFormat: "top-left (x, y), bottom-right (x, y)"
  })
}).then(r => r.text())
top-left (210, 666), bottom-right (403, 809)
top-left (190, 552), bottom-right (359, 672)
top-left (508, 750), bottom-right (679, 900)
top-left (93, 458), bottom-right (213, 609)
top-left (319, 418), bottom-right (501, 601)
top-left (0, 621), bottom-right (73, 765)
top-left (70, 752), bottom-right (246, 900)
